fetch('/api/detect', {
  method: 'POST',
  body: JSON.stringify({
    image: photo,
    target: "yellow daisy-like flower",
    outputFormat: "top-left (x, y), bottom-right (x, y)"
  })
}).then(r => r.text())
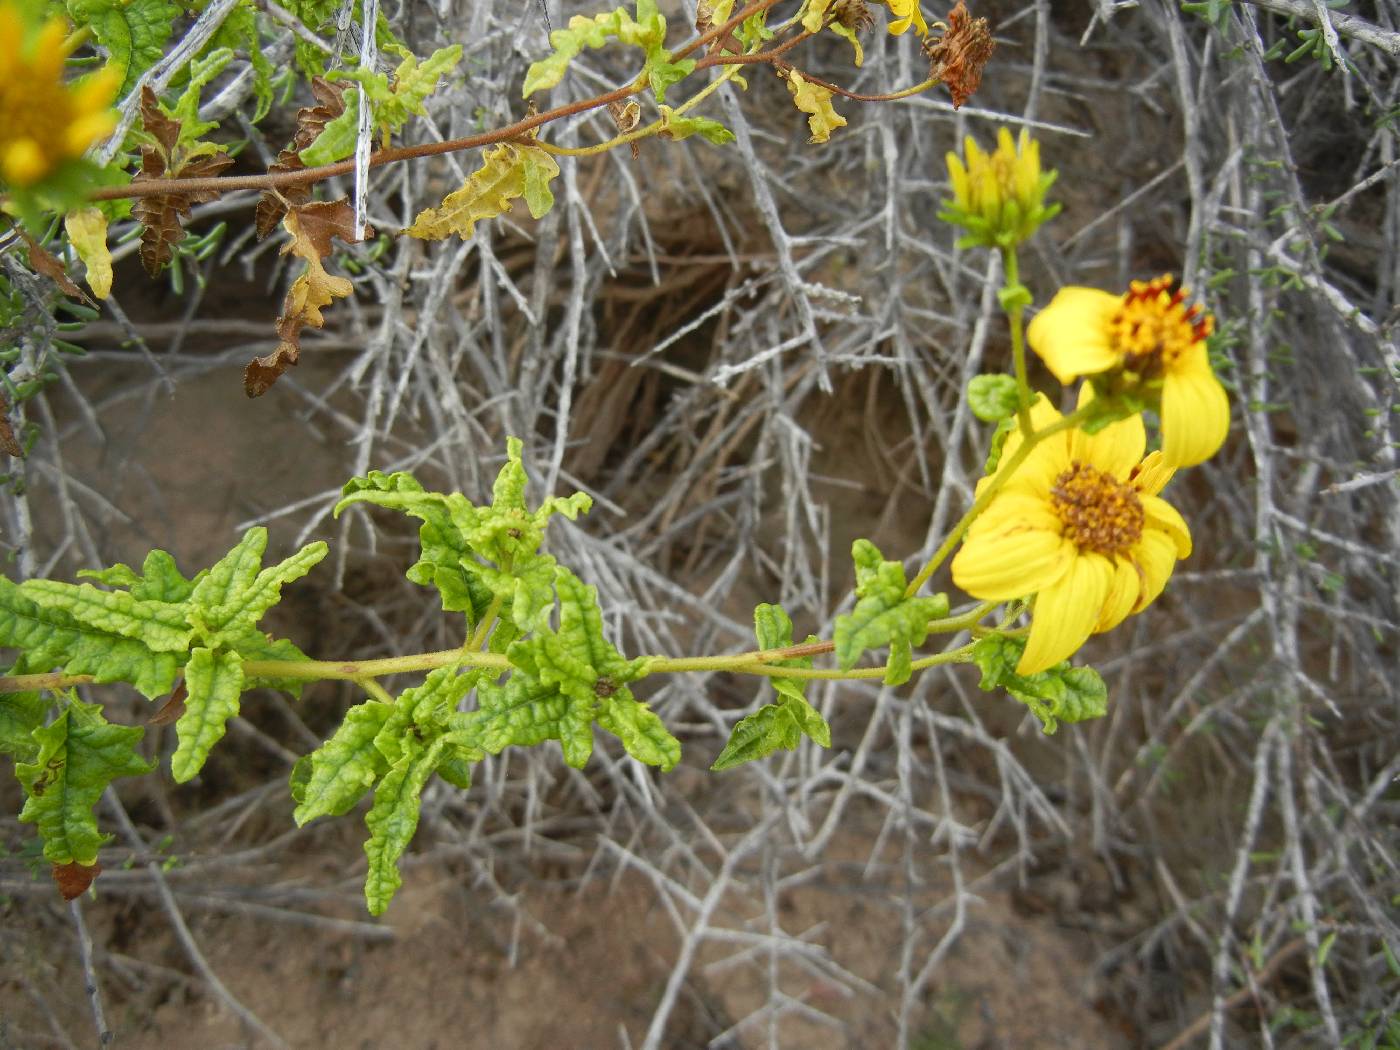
top-left (1027, 275), bottom-right (1229, 468)
top-left (884, 0), bottom-right (928, 36)
top-left (941, 127), bottom-right (1059, 249)
top-left (951, 397), bottom-right (1192, 675)
top-left (0, 2), bottom-right (119, 189)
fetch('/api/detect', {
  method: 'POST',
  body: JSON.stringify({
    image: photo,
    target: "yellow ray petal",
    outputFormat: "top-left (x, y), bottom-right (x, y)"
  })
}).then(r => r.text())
top-left (1141, 494), bottom-right (1192, 558)
top-left (1027, 288), bottom-right (1122, 383)
top-left (1070, 409), bottom-right (1146, 480)
top-left (1018, 553), bottom-right (1114, 674)
top-left (1130, 450), bottom-right (1175, 497)
top-left (1160, 351), bottom-right (1230, 467)
top-left (1094, 556), bottom-right (1141, 634)
top-left (1131, 530), bottom-right (1180, 611)
top-left (952, 526), bottom-right (1073, 603)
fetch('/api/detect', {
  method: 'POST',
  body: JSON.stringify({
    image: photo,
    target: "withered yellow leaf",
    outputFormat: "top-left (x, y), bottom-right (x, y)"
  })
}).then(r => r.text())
top-left (64, 208), bottom-right (113, 300)
top-left (407, 144), bottom-right (561, 241)
top-left (786, 72), bottom-right (846, 145)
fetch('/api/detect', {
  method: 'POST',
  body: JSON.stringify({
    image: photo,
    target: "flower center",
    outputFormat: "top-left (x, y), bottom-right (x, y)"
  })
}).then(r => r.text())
top-left (1050, 461), bottom-right (1144, 557)
top-left (1108, 275), bottom-right (1214, 377)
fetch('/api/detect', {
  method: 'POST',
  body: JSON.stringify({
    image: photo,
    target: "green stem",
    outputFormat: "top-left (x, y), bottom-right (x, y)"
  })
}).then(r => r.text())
top-left (1001, 245), bottom-right (1035, 441)
top-left (903, 405), bottom-right (1096, 599)
top-left (467, 595), bottom-right (504, 652)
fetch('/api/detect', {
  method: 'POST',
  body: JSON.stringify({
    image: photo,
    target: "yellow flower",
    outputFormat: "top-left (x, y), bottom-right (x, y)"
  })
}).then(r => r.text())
top-left (941, 127), bottom-right (1059, 248)
top-left (1027, 275), bottom-right (1228, 468)
top-left (0, 3), bottom-right (119, 189)
top-left (951, 397), bottom-right (1192, 675)
top-left (884, 0), bottom-right (928, 36)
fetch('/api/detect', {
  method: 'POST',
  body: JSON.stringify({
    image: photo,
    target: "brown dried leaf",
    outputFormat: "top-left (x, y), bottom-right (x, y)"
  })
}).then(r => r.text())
top-left (52, 860), bottom-right (101, 901)
top-left (22, 233), bottom-right (91, 305)
top-left (139, 85), bottom-right (180, 157)
top-left (148, 681), bottom-right (187, 726)
top-left (255, 77), bottom-right (350, 240)
top-left (0, 393), bottom-right (22, 458)
top-left (245, 199), bottom-right (368, 398)
top-left (923, 0), bottom-right (995, 109)
top-left (132, 150), bottom-right (235, 277)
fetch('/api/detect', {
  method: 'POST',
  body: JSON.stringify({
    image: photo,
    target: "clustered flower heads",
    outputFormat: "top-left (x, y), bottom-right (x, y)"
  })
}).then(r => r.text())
top-left (944, 128), bottom-right (1232, 675)
top-left (0, 2), bottom-right (118, 189)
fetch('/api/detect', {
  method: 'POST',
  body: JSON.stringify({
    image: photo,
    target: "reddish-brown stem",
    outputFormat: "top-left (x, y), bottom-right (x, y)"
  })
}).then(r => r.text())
top-left (85, 0), bottom-right (933, 205)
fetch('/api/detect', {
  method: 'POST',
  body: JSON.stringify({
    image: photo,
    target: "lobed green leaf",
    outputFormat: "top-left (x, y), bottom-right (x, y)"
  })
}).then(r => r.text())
top-left (711, 694), bottom-right (830, 771)
top-left (18, 579), bottom-right (193, 653)
top-left (833, 541), bottom-right (949, 685)
top-left (16, 699), bottom-right (154, 866)
top-left (170, 647), bottom-right (245, 783)
top-left (0, 688), bottom-right (49, 762)
top-left (363, 737), bottom-right (445, 915)
top-left (970, 635), bottom-right (1108, 733)
top-left (293, 701), bottom-right (393, 824)
top-left (0, 577), bottom-right (183, 700)
top-left (188, 527), bottom-right (327, 646)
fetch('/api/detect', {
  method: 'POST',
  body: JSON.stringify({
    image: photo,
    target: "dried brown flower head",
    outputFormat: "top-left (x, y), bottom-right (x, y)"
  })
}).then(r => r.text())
top-left (832, 0), bottom-right (875, 33)
top-left (922, 0), bottom-right (995, 109)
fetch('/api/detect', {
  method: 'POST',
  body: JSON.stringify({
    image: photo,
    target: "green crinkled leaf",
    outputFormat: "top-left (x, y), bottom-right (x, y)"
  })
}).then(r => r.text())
top-left (466, 652), bottom-right (596, 768)
top-left (67, 0), bottom-right (180, 98)
top-left (752, 602), bottom-right (817, 706)
top-left (373, 665), bottom-right (480, 767)
top-left (336, 471), bottom-right (487, 619)
top-left (645, 52), bottom-right (695, 104)
top-left (660, 108), bottom-right (735, 145)
top-left (0, 577), bottom-right (183, 700)
top-left (170, 47), bottom-right (235, 141)
top-left (970, 635), bottom-right (1109, 734)
top-left (170, 647), bottom-right (244, 783)
top-left (833, 541), bottom-right (949, 686)
top-left (712, 603), bottom-right (829, 770)
top-left (473, 567), bottom-right (673, 770)
top-left (363, 737), bottom-right (444, 914)
top-left (293, 701), bottom-right (393, 824)
top-left (711, 694), bottom-right (830, 771)
top-left (188, 527), bottom-right (327, 646)
top-left (967, 373), bottom-right (1022, 423)
top-left (78, 549), bottom-right (199, 604)
top-left (523, 2), bottom-right (661, 97)
top-left (0, 690), bottom-right (49, 762)
top-left (302, 45), bottom-right (462, 165)
top-left (18, 579), bottom-right (192, 653)
top-left (597, 693), bottom-right (680, 771)
top-left (16, 699), bottom-right (154, 866)
top-left (433, 736), bottom-right (482, 790)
